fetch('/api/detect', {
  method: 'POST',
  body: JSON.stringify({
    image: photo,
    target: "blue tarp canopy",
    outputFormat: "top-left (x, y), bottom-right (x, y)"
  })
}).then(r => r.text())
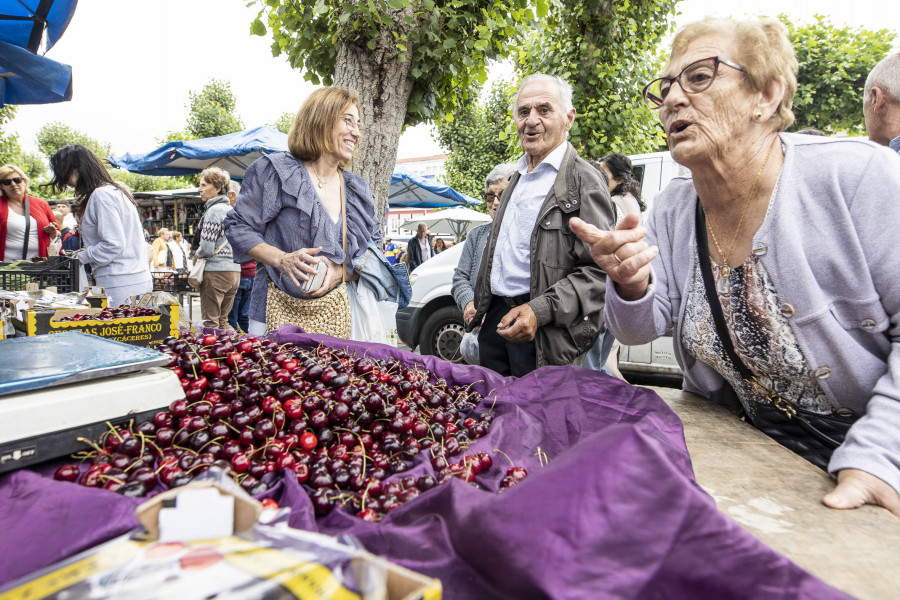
top-left (108, 126), bottom-right (289, 179)
top-left (109, 126), bottom-right (478, 208)
top-left (0, 0), bottom-right (77, 51)
top-left (0, 0), bottom-right (77, 107)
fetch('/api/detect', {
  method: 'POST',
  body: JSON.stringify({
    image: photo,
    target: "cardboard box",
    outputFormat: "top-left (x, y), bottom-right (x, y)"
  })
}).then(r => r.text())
top-left (22, 302), bottom-right (180, 347)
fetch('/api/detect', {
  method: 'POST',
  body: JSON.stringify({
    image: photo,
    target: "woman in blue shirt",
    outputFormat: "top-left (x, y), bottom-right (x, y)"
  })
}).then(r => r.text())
top-left (225, 87), bottom-right (380, 337)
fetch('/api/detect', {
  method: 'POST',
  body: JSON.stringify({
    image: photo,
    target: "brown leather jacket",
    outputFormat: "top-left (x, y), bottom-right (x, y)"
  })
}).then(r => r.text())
top-left (469, 143), bottom-right (615, 368)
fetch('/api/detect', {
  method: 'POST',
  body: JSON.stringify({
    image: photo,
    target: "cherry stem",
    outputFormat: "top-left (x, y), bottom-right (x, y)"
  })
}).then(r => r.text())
top-left (77, 436), bottom-right (107, 456)
top-left (493, 448), bottom-right (514, 468)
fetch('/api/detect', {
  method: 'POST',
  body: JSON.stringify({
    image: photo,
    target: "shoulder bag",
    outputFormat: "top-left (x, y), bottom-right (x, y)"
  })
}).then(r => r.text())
top-left (265, 178), bottom-right (352, 339)
top-left (188, 240), bottom-right (227, 288)
top-left (695, 198), bottom-right (857, 470)
top-left (21, 195), bottom-right (31, 259)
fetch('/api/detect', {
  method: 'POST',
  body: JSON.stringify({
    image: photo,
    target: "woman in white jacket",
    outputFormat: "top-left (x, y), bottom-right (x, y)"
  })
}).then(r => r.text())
top-left (47, 145), bottom-right (152, 306)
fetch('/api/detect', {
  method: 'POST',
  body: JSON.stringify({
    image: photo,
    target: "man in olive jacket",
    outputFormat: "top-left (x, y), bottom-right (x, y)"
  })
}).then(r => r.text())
top-left (469, 74), bottom-right (615, 376)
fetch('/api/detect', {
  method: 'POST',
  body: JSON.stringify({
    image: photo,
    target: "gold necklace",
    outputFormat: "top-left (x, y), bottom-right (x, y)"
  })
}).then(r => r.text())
top-left (312, 166), bottom-right (337, 189)
top-left (705, 141), bottom-right (775, 283)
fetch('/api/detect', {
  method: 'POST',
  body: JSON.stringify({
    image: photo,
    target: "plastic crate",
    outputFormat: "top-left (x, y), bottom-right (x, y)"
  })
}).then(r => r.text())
top-left (0, 256), bottom-right (79, 293)
top-left (151, 270), bottom-right (192, 292)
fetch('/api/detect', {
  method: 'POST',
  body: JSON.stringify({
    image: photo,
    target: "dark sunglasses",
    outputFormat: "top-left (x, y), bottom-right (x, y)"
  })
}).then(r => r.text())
top-left (1, 177), bottom-right (24, 186)
top-left (485, 192), bottom-right (502, 202)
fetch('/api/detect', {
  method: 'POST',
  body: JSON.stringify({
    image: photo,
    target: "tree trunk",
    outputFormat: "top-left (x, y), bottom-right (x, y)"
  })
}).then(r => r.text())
top-left (335, 42), bottom-right (415, 233)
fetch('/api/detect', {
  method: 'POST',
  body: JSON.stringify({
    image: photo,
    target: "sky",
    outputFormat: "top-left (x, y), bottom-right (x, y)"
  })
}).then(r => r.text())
top-left (6, 0), bottom-right (899, 162)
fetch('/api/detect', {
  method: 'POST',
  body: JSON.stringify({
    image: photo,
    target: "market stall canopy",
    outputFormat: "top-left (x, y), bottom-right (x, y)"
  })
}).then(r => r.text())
top-left (400, 206), bottom-right (490, 241)
top-left (0, 0), bottom-right (77, 107)
top-left (389, 169), bottom-right (478, 208)
top-left (108, 126), bottom-right (289, 179)
top-left (110, 126), bottom-right (478, 208)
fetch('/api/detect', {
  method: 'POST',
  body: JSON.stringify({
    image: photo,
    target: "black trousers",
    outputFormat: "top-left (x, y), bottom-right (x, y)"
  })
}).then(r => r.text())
top-left (478, 295), bottom-right (537, 377)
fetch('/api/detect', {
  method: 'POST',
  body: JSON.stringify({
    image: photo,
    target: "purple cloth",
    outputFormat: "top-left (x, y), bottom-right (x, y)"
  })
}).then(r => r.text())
top-left (0, 326), bottom-right (852, 599)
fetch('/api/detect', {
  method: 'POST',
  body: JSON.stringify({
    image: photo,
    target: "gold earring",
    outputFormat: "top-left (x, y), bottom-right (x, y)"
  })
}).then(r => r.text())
top-left (754, 112), bottom-right (762, 121)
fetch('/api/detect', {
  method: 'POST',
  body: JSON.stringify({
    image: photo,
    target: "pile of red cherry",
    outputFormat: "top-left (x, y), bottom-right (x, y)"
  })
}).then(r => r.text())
top-left (54, 332), bottom-right (528, 521)
top-left (56, 306), bottom-right (160, 322)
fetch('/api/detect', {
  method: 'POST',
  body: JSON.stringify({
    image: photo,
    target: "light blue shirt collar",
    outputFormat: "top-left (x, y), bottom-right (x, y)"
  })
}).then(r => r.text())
top-left (890, 135), bottom-right (900, 154)
top-left (517, 140), bottom-right (569, 174)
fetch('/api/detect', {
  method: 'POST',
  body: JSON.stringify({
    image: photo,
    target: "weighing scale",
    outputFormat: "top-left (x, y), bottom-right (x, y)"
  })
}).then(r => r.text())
top-left (0, 332), bottom-right (185, 473)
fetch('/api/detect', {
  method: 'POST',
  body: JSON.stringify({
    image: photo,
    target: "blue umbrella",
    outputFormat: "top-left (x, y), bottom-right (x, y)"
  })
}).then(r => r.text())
top-left (0, 0), bottom-right (77, 107)
top-left (0, 0), bottom-right (78, 52)
top-left (109, 126), bottom-right (478, 208)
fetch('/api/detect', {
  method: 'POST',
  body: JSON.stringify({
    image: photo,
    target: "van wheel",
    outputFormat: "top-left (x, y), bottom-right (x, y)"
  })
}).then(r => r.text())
top-left (421, 306), bottom-right (465, 363)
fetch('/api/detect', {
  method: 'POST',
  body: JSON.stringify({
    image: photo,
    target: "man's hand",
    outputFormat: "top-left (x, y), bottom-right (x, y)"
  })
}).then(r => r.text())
top-left (569, 214), bottom-right (658, 301)
top-left (822, 469), bottom-right (900, 518)
top-left (44, 223), bottom-right (59, 240)
top-left (463, 301), bottom-right (477, 326)
top-left (497, 303), bottom-right (537, 343)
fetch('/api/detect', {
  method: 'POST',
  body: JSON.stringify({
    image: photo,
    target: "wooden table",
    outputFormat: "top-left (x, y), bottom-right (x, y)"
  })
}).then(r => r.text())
top-left (651, 386), bottom-right (900, 600)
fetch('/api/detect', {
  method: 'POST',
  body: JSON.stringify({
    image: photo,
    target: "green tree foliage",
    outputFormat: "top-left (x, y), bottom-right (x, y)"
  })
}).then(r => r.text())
top-left (254, 0), bottom-right (533, 127)
top-left (782, 15), bottom-right (895, 135)
top-left (185, 79), bottom-right (244, 139)
top-left (270, 111), bottom-right (294, 134)
top-left (516, 0), bottom-right (677, 159)
top-left (434, 80), bottom-right (517, 204)
top-left (35, 123), bottom-right (186, 195)
top-left (252, 0), bottom-right (539, 225)
top-left (0, 106), bottom-right (23, 167)
top-left (0, 106), bottom-right (46, 180)
top-left (37, 122), bottom-right (112, 162)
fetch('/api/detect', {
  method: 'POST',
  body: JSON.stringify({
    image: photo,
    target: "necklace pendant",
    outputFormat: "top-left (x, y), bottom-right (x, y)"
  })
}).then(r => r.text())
top-left (716, 275), bottom-right (730, 294)
top-left (720, 265), bottom-right (730, 280)
top-left (318, 181), bottom-right (324, 188)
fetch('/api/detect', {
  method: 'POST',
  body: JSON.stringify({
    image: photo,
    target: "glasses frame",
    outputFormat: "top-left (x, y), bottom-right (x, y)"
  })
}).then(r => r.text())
top-left (0, 177), bottom-right (24, 186)
top-left (341, 114), bottom-right (364, 133)
top-left (484, 191), bottom-right (502, 202)
top-left (641, 56), bottom-right (744, 109)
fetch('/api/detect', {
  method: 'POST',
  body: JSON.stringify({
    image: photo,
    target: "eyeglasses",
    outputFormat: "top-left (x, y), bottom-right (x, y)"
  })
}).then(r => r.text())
top-left (341, 115), bottom-right (364, 132)
top-left (484, 192), bottom-right (502, 202)
top-left (0, 177), bottom-right (24, 186)
top-left (641, 56), bottom-right (744, 109)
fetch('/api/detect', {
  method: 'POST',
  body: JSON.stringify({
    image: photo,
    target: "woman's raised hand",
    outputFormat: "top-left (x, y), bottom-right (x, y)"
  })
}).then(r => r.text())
top-left (279, 246), bottom-right (324, 287)
top-left (569, 213), bottom-right (658, 301)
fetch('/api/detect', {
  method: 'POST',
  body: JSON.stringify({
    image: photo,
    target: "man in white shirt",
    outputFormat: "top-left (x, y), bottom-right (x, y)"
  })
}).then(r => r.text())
top-left (470, 74), bottom-right (615, 376)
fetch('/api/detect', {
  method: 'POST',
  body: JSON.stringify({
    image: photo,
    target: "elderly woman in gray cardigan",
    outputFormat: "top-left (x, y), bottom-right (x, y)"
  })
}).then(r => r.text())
top-left (572, 17), bottom-right (900, 517)
top-left (452, 163), bottom-right (517, 326)
top-left (196, 167), bottom-right (241, 329)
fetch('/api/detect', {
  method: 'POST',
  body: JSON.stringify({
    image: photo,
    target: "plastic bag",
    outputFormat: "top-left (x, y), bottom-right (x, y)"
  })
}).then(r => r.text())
top-left (348, 280), bottom-right (394, 345)
top-left (0, 468), bottom-right (390, 600)
top-left (460, 326), bottom-right (480, 364)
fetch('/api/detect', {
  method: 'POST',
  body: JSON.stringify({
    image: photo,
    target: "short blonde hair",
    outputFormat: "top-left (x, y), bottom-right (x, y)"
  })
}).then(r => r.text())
top-left (0, 164), bottom-right (29, 194)
top-left (288, 87), bottom-right (360, 167)
top-left (199, 167), bottom-right (231, 196)
top-left (671, 17), bottom-right (798, 131)
top-left (172, 231), bottom-right (183, 241)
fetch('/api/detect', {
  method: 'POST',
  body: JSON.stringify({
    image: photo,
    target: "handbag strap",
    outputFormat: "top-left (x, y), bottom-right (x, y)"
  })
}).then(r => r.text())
top-left (695, 197), bottom-right (755, 382)
top-left (340, 174), bottom-right (347, 284)
top-left (22, 195), bottom-right (31, 260)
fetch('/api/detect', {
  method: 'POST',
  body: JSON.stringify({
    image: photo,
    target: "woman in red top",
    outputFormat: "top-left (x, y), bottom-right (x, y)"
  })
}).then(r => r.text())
top-left (0, 164), bottom-right (59, 260)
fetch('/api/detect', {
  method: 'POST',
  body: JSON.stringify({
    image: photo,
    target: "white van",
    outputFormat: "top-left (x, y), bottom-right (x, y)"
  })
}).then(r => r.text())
top-left (396, 151), bottom-right (689, 375)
